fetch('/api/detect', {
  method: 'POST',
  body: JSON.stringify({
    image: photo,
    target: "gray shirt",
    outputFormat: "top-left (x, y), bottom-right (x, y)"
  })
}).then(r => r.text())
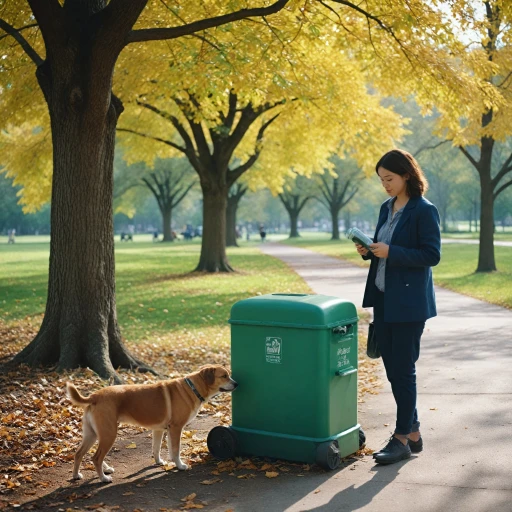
top-left (375, 200), bottom-right (405, 292)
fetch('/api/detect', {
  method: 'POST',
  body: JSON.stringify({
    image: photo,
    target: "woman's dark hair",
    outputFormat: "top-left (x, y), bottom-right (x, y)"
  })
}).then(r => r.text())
top-left (375, 149), bottom-right (428, 197)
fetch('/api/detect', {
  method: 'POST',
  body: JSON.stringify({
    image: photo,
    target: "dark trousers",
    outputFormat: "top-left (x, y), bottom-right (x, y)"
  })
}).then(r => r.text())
top-left (373, 289), bottom-right (424, 435)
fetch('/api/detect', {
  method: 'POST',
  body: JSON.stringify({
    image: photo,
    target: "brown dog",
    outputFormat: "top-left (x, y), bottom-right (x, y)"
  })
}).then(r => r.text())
top-left (67, 365), bottom-right (237, 483)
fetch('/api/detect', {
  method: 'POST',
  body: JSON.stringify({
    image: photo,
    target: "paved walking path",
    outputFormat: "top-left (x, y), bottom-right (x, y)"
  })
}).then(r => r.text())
top-left (253, 242), bottom-right (512, 512)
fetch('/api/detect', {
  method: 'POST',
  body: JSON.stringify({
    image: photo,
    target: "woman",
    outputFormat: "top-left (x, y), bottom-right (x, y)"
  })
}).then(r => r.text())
top-left (355, 149), bottom-right (441, 465)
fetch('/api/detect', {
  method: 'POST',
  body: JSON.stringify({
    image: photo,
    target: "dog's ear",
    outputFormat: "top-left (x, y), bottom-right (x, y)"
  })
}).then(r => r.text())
top-left (200, 366), bottom-right (216, 386)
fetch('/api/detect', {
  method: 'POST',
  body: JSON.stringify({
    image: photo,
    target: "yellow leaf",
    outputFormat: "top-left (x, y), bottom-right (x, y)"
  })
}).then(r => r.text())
top-left (200, 478), bottom-right (221, 485)
top-left (265, 471), bottom-right (279, 478)
top-left (125, 443), bottom-right (137, 449)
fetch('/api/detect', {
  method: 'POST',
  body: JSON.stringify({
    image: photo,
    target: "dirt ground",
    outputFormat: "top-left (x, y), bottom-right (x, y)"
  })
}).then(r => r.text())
top-left (1, 413), bottom-right (367, 512)
top-left (0, 320), bottom-right (377, 512)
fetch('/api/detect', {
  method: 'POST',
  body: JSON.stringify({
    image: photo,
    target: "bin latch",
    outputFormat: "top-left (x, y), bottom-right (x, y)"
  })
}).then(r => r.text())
top-left (336, 368), bottom-right (357, 377)
top-left (332, 324), bottom-right (351, 335)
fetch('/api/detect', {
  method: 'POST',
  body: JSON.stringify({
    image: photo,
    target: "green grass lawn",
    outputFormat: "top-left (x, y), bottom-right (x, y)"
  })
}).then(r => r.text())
top-left (0, 238), bottom-right (311, 343)
top-left (442, 231), bottom-right (512, 241)
top-left (282, 232), bottom-right (512, 309)
top-left (1, 231), bottom-right (510, 347)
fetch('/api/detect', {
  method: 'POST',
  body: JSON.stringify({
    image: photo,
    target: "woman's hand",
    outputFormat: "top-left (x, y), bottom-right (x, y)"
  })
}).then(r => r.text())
top-left (369, 242), bottom-right (389, 258)
top-left (355, 243), bottom-right (369, 257)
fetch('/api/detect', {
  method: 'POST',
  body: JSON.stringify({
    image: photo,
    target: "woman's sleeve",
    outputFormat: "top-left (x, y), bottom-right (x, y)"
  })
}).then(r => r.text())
top-left (388, 203), bottom-right (441, 268)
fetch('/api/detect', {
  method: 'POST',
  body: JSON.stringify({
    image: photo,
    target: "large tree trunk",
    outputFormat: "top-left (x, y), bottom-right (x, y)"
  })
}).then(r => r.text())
top-left (331, 208), bottom-right (340, 240)
top-left (226, 195), bottom-right (239, 248)
top-left (196, 186), bottom-right (233, 272)
top-left (11, 53), bottom-right (151, 382)
top-left (162, 207), bottom-right (173, 242)
top-left (289, 212), bottom-right (300, 238)
top-left (477, 171), bottom-right (496, 272)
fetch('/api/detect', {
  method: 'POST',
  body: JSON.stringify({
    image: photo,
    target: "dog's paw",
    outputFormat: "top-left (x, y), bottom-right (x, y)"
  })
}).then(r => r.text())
top-left (175, 461), bottom-right (189, 471)
top-left (100, 474), bottom-right (113, 483)
top-left (73, 472), bottom-right (83, 480)
top-left (103, 465), bottom-right (115, 475)
top-left (154, 458), bottom-right (167, 466)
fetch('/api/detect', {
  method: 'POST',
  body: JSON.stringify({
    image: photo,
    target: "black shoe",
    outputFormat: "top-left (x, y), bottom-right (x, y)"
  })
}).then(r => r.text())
top-left (408, 436), bottom-right (423, 453)
top-left (373, 437), bottom-right (411, 465)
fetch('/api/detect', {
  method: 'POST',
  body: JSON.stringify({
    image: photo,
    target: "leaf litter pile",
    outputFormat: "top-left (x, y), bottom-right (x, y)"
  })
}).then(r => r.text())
top-left (0, 317), bottom-right (380, 510)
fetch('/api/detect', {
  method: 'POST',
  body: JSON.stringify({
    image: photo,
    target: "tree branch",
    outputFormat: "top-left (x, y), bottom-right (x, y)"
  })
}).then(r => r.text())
top-left (171, 180), bottom-right (196, 208)
top-left (492, 152), bottom-right (512, 189)
top-left (493, 178), bottom-right (512, 200)
top-left (116, 127), bottom-right (187, 154)
top-left (340, 186), bottom-right (358, 209)
top-left (227, 112), bottom-right (280, 186)
top-left (458, 146), bottom-right (480, 171)
top-left (0, 18), bottom-right (43, 66)
top-left (142, 176), bottom-right (165, 212)
top-left (136, 100), bottom-right (197, 155)
top-left (173, 96), bottom-right (212, 164)
top-left (127, 0), bottom-right (289, 43)
top-left (413, 139), bottom-right (451, 158)
top-left (329, 0), bottom-right (410, 60)
top-left (26, 0), bottom-right (64, 54)
top-left (298, 196), bottom-right (312, 212)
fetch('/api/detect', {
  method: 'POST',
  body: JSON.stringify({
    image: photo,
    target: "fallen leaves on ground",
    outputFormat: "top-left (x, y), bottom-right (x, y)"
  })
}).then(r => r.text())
top-left (0, 317), bottom-right (381, 505)
top-left (0, 316), bottom-right (231, 500)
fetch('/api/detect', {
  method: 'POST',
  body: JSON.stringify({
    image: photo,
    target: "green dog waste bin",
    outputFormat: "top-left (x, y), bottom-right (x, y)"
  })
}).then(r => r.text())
top-left (207, 293), bottom-right (364, 470)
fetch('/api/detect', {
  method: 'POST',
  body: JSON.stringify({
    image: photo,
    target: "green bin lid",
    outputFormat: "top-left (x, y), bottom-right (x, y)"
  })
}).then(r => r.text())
top-left (229, 293), bottom-right (358, 329)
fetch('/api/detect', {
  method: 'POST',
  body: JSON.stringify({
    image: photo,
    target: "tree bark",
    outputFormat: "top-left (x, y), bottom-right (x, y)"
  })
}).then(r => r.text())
top-left (12, 90), bottom-right (150, 381)
top-left (289, 212), bottom-right (300, 238)
top-left (330, 208), bottom-right (340, 240)
top-left (226, 198), bottom-right (238, 247)
top-left (477, 171), bottom-right (496, 271)
top-left (226, 185), bottom-right (247, 247)
top-left (162, 207), bottom-right (173, 242)
top-left (196, 186), bottom-right (233, 272)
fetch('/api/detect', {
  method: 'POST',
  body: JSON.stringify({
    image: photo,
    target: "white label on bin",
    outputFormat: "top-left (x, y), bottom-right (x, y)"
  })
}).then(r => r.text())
top-left (337, 346), bottom-right (351, 368)
top-left (265, 337), bottom-right (282, 364)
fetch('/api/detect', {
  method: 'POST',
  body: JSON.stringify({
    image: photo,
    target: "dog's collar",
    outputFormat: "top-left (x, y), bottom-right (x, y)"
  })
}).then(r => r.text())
top-left (185, 377), bottom-right (205, 403)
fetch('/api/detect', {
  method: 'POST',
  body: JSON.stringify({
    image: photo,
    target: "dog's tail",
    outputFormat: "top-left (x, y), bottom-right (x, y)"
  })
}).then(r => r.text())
top-left (66, 382), bottom-right (94, 407)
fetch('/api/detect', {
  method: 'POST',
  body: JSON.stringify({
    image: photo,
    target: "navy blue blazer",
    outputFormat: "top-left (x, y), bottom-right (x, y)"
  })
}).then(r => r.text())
top-left (362, 196), bottom-right (441, 323)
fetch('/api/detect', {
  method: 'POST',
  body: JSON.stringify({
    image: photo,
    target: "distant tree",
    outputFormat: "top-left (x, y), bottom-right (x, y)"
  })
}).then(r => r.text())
top-left (432, 1), bottom-right (512, 270)
top-left (226, 184), bottom-right (248, 247)
top-left (279, 176), bottom-right (315, 238)
top-left (315, 157), bottom-right (361, 240)
top-left (141, 163), bottom-right (196, 242)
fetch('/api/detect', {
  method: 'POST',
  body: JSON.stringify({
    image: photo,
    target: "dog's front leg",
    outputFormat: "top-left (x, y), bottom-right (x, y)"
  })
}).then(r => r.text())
top-left (152, 430), bottom-right (166, 465)
top-left (167, 424), bottom-right (188, 470)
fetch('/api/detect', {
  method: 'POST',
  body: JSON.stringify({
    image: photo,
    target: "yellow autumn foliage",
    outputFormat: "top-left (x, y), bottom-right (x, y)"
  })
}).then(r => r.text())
top-left (2, 0), bottom-right (502, 211)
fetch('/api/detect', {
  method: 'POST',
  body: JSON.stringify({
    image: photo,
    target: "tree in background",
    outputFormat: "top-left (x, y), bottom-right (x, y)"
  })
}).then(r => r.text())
top-left (279, 175), bottom-right (315, 238)
top-left (117, 19), bottom-right (407, 272)
top-left (432, 1), bottom-right (512, 271)
top-left (118, 92), bottom-right (284, 271)
top-left (226, 184), bottom-right (248, 248)
top-left (315, 156), bottom-right (361, 240)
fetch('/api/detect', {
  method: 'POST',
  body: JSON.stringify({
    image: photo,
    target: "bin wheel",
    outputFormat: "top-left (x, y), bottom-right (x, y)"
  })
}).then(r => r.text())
top-left (207, 426), bottom-right (238, 460)
top-left (316, 441), bottom-right (341, 471)
top-left (359, 428), bottom-right (366, 449)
